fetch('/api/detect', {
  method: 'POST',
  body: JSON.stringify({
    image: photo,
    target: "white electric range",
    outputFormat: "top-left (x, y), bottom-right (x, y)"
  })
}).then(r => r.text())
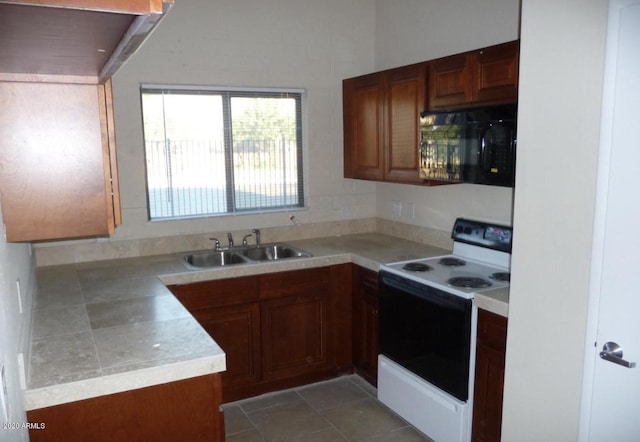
top-left (377, 218), bottom-right (513, 442)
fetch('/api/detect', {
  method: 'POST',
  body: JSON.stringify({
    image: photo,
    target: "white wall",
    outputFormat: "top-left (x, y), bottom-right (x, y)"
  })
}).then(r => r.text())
top-left (374, 0), bottom-right (521, 70)
top-left (0, 200), bottom-right (35, 441)
top-left (373, 0), bottom-right (520, 231)
top-left (502, 1), bottom-right (607, 440)
top-left (108, 0), bottom-right (378, 241)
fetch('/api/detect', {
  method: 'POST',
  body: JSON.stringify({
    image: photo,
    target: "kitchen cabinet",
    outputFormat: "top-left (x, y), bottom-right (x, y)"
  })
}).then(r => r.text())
top-left (0, 0), bottom-right (173, 242)
top-left (472, 309), bottom-right (508, 442)
top-left (0, 80), bottom-right (122, 242)
top-left (171, 276), bottom-right (261, 395)
top-left (343, 63), bottom-right (426, 184)
top-left (169, 264), bottom-right (353, 403)
top-left (429, 41), bottom-right (519, 110)
top-left (343, 41), bottom-right (518, 186)
top-left (351, 265), bottom-right (379, 386)
top-left (260, 269), bottom-right (332, 381)
top-left (27, 373), bottom-right (225, 442)
top-left (0, 0), bottom-right (174, 82)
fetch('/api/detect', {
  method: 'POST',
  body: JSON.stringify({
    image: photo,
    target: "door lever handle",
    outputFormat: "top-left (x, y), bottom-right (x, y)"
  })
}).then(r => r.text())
top-left (599, 342), bottom-right (636, 368)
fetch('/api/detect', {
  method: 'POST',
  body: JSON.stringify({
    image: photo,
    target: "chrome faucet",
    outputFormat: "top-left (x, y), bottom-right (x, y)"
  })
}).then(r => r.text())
top-left (227, 232), bottom-right (234, 249)
top-left (242, 233), bottom-right (252, 247)
top-left (252, 229), bottom-right (261, 247)
top-left (209, 237), bottom-right (221, 251)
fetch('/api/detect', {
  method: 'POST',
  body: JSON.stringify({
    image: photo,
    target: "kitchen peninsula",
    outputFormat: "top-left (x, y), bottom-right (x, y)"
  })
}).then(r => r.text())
top-left (26, 232), bottom-right (509, 440)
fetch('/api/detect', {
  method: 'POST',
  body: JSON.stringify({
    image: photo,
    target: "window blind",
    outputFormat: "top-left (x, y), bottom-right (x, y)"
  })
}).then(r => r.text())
top-left (141, 86), bottom-right (305, 220)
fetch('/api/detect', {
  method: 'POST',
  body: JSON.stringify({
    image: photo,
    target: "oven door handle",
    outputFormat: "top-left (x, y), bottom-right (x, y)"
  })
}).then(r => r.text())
top-left (380, 273), bottom-right (470, 312)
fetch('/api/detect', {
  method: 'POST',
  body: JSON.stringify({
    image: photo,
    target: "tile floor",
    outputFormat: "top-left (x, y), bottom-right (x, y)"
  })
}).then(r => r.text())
top-left (222, 375), bottom-right (434, 441)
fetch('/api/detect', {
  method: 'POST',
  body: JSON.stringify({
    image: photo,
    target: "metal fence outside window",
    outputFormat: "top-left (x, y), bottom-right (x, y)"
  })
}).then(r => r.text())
top-left (146, 138), bottom-right (300, 219)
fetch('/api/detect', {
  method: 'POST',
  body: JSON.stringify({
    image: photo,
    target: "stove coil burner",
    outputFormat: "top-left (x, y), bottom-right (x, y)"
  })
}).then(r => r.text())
top-left (490, 272), bottom-right (511, 282)
top-left (448, 276), bottom-right (492, 289)
top-left (439, 257), bottom-right (466, 267)
top-left (402, 262), bottom-right (433, 272)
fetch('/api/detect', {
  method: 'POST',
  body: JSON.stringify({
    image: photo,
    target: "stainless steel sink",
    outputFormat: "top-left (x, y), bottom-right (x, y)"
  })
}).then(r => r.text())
top-left (180, 250), bottom-right (251, 270)
top-left (240, 243), bottom-right (313, 261)
top-left (178, 243), bottom-right (313, 270)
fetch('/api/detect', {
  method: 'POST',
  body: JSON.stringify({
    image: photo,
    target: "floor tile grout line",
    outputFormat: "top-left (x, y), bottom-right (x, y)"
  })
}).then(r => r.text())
top-left (223, 374), bottom-right (430, 441)
top-left (294, 383), bottom-right (366, 441)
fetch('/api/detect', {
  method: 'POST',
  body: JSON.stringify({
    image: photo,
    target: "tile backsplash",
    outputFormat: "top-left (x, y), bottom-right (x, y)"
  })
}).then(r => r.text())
top-left (33, 218), bottom-right (451, 267)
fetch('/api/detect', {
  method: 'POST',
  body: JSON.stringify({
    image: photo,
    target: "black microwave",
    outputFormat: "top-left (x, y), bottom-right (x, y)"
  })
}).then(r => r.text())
top-left (418, 104), bottom-right (517, 187)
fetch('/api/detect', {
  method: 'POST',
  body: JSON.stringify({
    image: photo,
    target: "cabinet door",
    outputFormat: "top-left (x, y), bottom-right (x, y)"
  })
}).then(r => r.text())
top-left (343, 73), bottom-right (385, 180)
top-left (352, 265), bottom-right (379, 386)
top-left (261, 291), bottom-right (328, 381)
top-left (474, 41), bottom-right (519, 105)
top-left (0, 81), bottom-right (120, 241)
top-left (429, 41), bottom-right (519, 110)
top-left (191, 303), bottom-right (261, 391)
top-left (27, 374), bottom-right (224, 442)
top-left (100, 79), bottom-right (122, 227)
top-left (385, 64), bottom-right (426, 183)
top-left (428, 53), bottom-right (473, 109)
top-left (472, 310), bottom-right (508, 442)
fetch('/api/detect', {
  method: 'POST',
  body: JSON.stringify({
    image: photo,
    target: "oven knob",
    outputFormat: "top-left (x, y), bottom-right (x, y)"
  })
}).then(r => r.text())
top-left (464, 227), bottom-right (472, 234)
top-left (455, 225), bottom-right (464, 234)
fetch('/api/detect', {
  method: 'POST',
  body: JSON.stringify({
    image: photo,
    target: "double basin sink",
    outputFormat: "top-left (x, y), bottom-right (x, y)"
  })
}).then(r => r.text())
top-left (179, 243), bottom-right (313, 270)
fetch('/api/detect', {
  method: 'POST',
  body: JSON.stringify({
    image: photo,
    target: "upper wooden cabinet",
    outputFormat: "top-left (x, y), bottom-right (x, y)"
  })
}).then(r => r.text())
top-left (0, 0), bottom-right (172, 242)
top-left (429, 41), bottom-right (519, 110)
top-left (343, 63), bottom-right (426, 184)
top-left (0, 80), bottom-right (122, 242)
top-left (0, 0), bottom-right (175, 82)
top-left (343, 40), bottom-right (519, 185)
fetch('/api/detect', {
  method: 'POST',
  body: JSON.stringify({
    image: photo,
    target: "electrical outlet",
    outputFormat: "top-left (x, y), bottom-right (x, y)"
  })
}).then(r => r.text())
top-left (1, 363), bottom-right (9, 421)
top-left (406, 202), bottom-right (416, 219)
top-left (392, 200), bottom-right (402, 218)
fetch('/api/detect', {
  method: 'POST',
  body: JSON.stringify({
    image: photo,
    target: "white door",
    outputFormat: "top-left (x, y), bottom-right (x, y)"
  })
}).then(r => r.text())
top-left (580, 0), bottom-right (640, 440)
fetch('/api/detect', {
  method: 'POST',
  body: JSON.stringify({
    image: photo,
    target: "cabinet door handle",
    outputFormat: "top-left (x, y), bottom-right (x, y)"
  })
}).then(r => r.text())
top-left (599, 342), bottom-right (636, 368)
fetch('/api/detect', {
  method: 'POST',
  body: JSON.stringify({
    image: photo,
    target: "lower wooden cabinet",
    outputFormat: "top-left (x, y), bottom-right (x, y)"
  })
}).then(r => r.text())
top-left (472, 309), bottom-right (508, 442)
top-left (261, 291), bottom-right (328, 381)
top-left (191, 302), bottom-right (262, 389)
top-left (169, 264), bottom-right (352, 403)
top-left (352, 265), bottom-right (379, 386)
top-left (27, 374), bottom-right (224, 442)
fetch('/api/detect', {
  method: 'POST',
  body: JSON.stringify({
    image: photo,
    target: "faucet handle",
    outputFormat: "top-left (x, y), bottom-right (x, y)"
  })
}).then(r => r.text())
top-left (252, 229), bottom-right (261, 246)
top-left (227, 232), bottom-right (234, 248)
top-left (209, 237), bottom-right (221, 251)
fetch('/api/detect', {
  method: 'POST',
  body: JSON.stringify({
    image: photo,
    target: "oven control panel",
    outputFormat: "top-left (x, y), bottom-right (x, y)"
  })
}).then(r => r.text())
top-left (451, 218), bottom-right (513, 252)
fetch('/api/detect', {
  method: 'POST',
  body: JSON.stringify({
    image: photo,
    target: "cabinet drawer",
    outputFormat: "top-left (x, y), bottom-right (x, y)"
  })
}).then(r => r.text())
top-left (477, 309), bottom-right (507, 352)
top-left (260, 267), bottom-right (330, 299)
top-left (169, 276), bottom-right (259, 310)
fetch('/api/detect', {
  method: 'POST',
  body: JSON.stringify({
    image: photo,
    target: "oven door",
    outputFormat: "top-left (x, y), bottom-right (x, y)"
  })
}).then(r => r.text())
top-left (378, 270), bottom-right (473, 401)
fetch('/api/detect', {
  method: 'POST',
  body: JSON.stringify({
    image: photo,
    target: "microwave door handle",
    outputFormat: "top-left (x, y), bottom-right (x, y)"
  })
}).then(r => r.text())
top-left (478, 125), bottom-right (488, 170)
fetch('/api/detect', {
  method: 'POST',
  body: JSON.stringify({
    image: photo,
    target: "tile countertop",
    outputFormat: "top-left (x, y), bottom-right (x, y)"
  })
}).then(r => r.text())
top-left (26, 233), bottom-right (509, 410)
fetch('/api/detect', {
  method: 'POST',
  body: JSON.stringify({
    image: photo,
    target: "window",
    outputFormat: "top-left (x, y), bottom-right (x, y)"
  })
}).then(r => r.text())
top-left (140, 86), bottom-right (304, 220)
